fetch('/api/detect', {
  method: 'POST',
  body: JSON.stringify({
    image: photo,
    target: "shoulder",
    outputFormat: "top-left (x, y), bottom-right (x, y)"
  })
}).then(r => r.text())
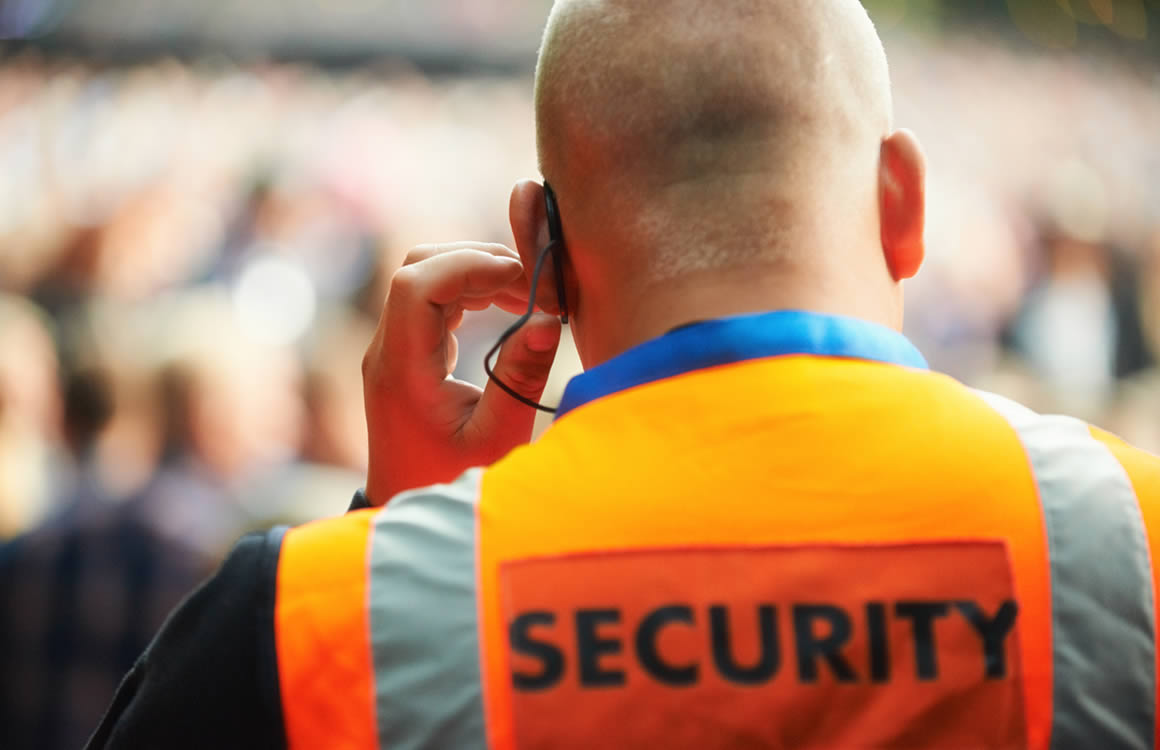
top-left (278, 470), bottom-right (483, 604)
top-left (274, 472), bottom-right (485, 750)
top-left (971, 388), bottom-right (1160, 503)
top-left (282, 471), bottom-right (481, 567)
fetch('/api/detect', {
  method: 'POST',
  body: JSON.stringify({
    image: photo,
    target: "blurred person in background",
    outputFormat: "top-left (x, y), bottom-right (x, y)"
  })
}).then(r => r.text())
top-left (0, 294), bottom-right (61, 538)
top-left (138, 289), bottom-right (306, 549)
top-left (1010, 220), bottom-right (1155, 419)
top-left (243, 308), bottom-right (372, 526)
top-left (0, 287), bottom-right (306, 750)
top-left (300, 312), bottom-right (372, 473)
top-left (0, 364), bottom-right (210, 750)
top-left (86, 1), bottom-right (1160, 749)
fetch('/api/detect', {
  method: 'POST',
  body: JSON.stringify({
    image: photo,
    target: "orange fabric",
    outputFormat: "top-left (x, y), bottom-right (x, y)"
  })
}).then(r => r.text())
top-left (477, 356), bottom-right (1053, 749)
top-left (1089, 426), bottom-right (1160, 749)
top-left (276, 509), bottom-right (379, 750)
top-left (501, 542), bottom-right (1025, 749)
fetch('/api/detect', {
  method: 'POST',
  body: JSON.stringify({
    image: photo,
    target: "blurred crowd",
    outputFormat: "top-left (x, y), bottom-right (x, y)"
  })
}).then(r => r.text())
top-left (0, 53), bottom-right (544, 538)
top-left (0, 53), bottom-right (550, 748)
top-left (886, 33), bottom-right (1160, 443)
top-left (0, 29), bottom-right (1157, 748)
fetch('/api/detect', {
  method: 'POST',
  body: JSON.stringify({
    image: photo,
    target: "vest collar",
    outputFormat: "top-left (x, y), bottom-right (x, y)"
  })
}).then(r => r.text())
top-left (556, 310), bottom-right (928, 419)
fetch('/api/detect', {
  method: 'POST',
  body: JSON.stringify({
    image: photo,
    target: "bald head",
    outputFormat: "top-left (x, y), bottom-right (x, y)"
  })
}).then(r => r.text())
top-left (537, 0), bottom-right (892, 180)
top-left (521, 0), bottom-right (925, 364)
top-left (535, 0), bottom-right (895, 276)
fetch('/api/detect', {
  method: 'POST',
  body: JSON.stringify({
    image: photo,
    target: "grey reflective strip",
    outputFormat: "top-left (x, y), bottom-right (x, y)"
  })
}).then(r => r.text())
top-left (368, 469), bottom-right (486, 750)
top-left (978, 391), bottom-right (1155, 749)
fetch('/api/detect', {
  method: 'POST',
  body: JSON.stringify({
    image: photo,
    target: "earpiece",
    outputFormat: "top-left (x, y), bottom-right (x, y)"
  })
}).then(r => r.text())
top-left (482, 181), bottom-right (570, 413)
top-left (543, 182), bottom-right (569, 324)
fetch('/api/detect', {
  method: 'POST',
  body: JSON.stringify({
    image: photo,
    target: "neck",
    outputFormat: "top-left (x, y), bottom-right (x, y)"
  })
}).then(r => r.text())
top-left (580, 265), bottom-right (901, 367)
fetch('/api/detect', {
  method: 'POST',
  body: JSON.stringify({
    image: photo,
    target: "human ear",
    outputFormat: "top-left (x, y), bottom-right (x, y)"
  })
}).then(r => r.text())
top-left (509, 179), bottom-right (568, 315)
top-left (878, 129), bottom-right (926, 281)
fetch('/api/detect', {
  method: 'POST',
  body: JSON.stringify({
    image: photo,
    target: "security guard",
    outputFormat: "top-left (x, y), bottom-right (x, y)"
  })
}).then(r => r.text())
top-left (89, 0), bottom-right (1160, 748)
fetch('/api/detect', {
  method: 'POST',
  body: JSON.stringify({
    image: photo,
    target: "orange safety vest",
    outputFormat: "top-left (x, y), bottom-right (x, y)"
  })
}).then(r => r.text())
top-left (273, 311), bottom-right (1160, 749)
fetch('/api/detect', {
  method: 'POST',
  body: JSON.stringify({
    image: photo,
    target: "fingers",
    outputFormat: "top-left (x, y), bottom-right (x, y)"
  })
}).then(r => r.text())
top-left (471, 312), bottom-right (563, 447)
top-left (460, 291), bottom-right (531, 315)
top-left (362, 237), bottom-right (564, 505)
top-left (422, 252), bottom-right (523, 306)
top-left (403, 242), bottom-right (533, 313)
top-left (403, 242), bottom-right (518, 266)
top-left (382, 247), bottom-right (525, 386)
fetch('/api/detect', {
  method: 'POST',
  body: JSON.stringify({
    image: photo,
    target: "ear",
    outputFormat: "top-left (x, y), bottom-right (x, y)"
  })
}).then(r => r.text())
top-left (509, 179), bottom-right (569, 315)
top-left (878, 129), bottom-right (926, 281)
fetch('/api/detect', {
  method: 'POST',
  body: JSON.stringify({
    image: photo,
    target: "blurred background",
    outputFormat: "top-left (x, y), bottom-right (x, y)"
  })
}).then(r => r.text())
top-left (0, 0), bottom-right (1157, 747)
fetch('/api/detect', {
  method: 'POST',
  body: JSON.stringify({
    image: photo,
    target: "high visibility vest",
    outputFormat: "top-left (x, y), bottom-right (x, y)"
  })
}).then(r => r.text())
top-left (273, 311), bottom-right (1160, 749)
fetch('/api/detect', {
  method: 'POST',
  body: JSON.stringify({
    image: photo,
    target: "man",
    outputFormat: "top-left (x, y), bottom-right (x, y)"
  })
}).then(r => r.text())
top-left (0, 370), bottom-right (215, 750)
top-left (89, 1), bottom-right (1160, 748)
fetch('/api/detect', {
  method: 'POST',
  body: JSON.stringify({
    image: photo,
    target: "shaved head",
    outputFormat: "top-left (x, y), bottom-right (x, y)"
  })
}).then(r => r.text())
top-left (535, 0), bottom-right (895, 277)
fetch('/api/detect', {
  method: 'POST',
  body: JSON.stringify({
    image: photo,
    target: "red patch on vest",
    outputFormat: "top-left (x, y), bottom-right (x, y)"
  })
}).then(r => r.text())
top-left (500, 542), bottom-right (1026, 749)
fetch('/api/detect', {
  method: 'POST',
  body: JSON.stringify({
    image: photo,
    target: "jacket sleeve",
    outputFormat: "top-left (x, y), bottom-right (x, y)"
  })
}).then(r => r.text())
top-left (85, 528), bottom-right (289, 750)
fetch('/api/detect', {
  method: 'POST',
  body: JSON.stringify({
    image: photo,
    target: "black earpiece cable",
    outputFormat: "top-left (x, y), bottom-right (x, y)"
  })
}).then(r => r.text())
top-left (483, 237), bottom-right (567, 413)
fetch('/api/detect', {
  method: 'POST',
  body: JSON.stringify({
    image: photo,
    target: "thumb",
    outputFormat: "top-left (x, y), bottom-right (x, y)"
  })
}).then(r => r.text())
top-left (471, 312), bottom-right (563, 453)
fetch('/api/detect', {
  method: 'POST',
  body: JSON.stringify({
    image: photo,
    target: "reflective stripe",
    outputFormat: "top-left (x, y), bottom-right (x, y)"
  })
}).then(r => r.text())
top-left (368, 469), bottom-right (486, 750)
top-left (979, 391), bottom-right (1156, 749)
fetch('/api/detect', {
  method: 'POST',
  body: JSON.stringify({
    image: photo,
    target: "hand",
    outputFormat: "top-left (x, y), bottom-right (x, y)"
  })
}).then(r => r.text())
top-left (362, 241), bottom-right (563, 505)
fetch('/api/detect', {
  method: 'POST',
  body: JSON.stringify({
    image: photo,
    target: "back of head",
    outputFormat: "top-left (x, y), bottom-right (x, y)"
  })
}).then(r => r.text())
top-left (535, 0), bottom-right (894, 280)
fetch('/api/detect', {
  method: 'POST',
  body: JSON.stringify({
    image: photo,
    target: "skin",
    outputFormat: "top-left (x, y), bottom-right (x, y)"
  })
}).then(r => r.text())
top-left (363, 0), bottom-right (928, 504)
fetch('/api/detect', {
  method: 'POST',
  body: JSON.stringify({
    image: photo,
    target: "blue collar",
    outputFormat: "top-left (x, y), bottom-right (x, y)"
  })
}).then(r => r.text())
top-left (556, 310), bottom-right (928, 418)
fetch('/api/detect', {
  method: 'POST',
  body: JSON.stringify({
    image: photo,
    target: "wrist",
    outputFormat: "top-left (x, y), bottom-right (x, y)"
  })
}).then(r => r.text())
top-left (362, 475), bottom-right (392, 508)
